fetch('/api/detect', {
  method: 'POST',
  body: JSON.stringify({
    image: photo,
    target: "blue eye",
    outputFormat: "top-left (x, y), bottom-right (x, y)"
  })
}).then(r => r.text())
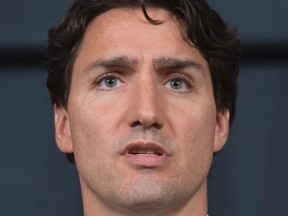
top-left (104, 77), bottom-right (118, 88)
top-left (164, 75), bottom-right (191, 92)
top-left (96, 74), bottom-right (123, 90)
top-left (169, 79), bottom-right (184, 90)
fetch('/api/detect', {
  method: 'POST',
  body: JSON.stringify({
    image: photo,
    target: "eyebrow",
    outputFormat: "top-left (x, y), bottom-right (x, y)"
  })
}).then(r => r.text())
top-left (84, 55), bottom-right (138, 73)
top-left (84, 55), bottom-right (204, 74)
top-left (153, 57), bottom-right (204, 72)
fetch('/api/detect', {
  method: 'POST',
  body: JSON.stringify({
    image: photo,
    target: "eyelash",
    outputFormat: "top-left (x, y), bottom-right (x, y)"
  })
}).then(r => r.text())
top-left (165, 73), bottom-right (194, 89)
top-left (93, 72), bottom-right (122, 88)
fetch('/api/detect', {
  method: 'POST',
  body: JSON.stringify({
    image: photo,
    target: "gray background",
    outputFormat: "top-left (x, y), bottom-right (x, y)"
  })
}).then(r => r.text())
top-left (0, 0), bottom-right (287, 215)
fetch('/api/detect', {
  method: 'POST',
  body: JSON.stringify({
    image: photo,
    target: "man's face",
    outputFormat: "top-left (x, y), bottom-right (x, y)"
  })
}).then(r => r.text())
top-left (55, 8), bottom-right (229, 214)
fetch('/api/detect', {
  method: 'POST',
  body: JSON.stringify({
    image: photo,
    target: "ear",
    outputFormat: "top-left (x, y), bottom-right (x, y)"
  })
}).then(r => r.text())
top-left (54, 104), bottom-right (73, 153)
top-left (213, 110), bottom-right (230, 152)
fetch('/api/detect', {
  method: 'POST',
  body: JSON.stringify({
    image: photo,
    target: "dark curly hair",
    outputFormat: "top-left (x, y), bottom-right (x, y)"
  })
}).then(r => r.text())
top-left (46, 0), bottom-right (240, 162)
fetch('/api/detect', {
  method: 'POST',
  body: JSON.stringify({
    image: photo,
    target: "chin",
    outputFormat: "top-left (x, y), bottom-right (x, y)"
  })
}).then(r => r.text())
top-left (115, 177), bottom-right (189, 213)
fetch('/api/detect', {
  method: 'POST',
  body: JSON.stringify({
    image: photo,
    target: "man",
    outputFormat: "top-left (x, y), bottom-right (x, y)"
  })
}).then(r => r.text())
top-left (46, 0), bottom-right (240, 215)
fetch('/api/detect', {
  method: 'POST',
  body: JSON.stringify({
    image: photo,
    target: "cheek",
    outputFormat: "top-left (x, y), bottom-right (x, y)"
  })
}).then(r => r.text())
top-left (68, 105), bottom-right (109, 159)
top-left (173, 102), bottom-right (216, 165)
top-left (68, 109), bottom-right (117, 183)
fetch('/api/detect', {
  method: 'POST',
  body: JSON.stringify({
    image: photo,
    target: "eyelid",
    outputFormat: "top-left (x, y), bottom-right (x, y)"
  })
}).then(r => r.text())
top-left (95, 72), bottom-right (121, 83)
top-left (93, 72), bottom-right (124, 90)
top-left (165, 73), bottom-right (194, 88)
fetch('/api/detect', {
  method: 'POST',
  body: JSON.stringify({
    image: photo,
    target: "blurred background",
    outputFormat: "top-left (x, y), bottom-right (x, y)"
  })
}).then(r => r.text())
top-left (0, 0), bottom-right (287, 215)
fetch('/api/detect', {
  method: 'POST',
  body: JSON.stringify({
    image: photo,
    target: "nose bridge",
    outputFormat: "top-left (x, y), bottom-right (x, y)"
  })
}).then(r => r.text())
top-left (138, 72), bottom-right (157, 107)
top-left (129, 69), bottom-right (164, 129)
top-left (137, 70), bottom-right (159, 115)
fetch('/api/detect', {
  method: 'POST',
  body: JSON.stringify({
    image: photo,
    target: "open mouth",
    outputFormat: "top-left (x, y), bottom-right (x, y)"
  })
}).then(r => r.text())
top-left (121, 142), bottom-right (169, 157)
top-left (121, 142), bottom-right (171, 167)
top-left (128, 148), bottom-right (163, 156)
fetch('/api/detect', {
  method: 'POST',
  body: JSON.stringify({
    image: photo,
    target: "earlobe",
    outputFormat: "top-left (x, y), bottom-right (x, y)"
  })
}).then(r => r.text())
top-left (213, 110), bottom-right (230, 152)
top-left (54, 104), bottom-right (73, 153)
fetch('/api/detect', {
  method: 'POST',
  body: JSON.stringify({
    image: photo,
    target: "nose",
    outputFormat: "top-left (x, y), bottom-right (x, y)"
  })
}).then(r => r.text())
top-left (127, 75), bottom-right (165, 129)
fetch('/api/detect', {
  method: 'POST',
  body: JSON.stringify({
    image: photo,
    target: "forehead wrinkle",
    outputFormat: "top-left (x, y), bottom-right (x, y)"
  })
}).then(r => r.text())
top-left (84, 55), bottom-right (138, 74)
top-left (153, 56), bottom-right (205, 73)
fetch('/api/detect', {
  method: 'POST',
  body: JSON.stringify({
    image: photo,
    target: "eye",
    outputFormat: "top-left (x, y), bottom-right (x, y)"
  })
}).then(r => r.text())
top-left (163, 74), bottom-right (192, 92)
top-left (169, 79), bottom-right (185, 90)
top-left (95, 73), bottom-right (124, 90)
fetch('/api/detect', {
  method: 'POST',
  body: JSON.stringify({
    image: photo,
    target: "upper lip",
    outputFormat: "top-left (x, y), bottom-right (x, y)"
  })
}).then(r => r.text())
top-left (120, 141), bottom-right (172, 157)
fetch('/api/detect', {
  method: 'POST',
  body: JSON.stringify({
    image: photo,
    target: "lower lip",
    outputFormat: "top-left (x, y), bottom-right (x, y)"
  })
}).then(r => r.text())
top-left (123, 153), bottom-right (169, 168)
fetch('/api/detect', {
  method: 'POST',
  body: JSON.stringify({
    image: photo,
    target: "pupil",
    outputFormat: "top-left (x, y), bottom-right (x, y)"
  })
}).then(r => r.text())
top-left (105, 78), bottom-right (117, 87)
top-left (170, 79), bottom-right (182, 89)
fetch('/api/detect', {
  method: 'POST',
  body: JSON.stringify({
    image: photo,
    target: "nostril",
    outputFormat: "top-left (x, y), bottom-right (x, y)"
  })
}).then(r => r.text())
top-left (126, 96), bottom-right (165, 129)
top-left (130, 120), bottom-right (162, 129)
top-left (130, 121), bottom-right (142, 127)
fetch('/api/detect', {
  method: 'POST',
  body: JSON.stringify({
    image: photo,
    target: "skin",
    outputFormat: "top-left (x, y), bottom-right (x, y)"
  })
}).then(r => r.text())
top-left (54, 8), bottom-right (229, 216)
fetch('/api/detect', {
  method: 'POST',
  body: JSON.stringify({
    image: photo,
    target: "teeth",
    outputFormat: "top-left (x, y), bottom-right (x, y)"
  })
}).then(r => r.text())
top-left (145, 150), bottom-right (155, 155)
top-left (129, 149), bottom-right (162, 155)
top-left (138, 149), bottom-right (146, 154)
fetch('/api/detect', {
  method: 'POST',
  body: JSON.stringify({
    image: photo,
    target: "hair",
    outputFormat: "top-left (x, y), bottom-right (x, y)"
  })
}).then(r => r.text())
top-left (46, 0), bottom-right (240, 162)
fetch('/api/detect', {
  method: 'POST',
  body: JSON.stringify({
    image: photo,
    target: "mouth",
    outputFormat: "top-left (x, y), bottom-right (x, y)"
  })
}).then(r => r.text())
top-left (121, 142), bottom-right (170, 157)
top-left (120, 142), bottom-right (172, 167)
top-left (128, 147), bottom-right (164, 156)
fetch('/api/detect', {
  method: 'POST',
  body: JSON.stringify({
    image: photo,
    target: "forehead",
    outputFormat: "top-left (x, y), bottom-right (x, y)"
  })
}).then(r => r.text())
top-left (74, 8), bottom-right (208, 72)
top-left (80, 8), bottom-right (190, 52)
